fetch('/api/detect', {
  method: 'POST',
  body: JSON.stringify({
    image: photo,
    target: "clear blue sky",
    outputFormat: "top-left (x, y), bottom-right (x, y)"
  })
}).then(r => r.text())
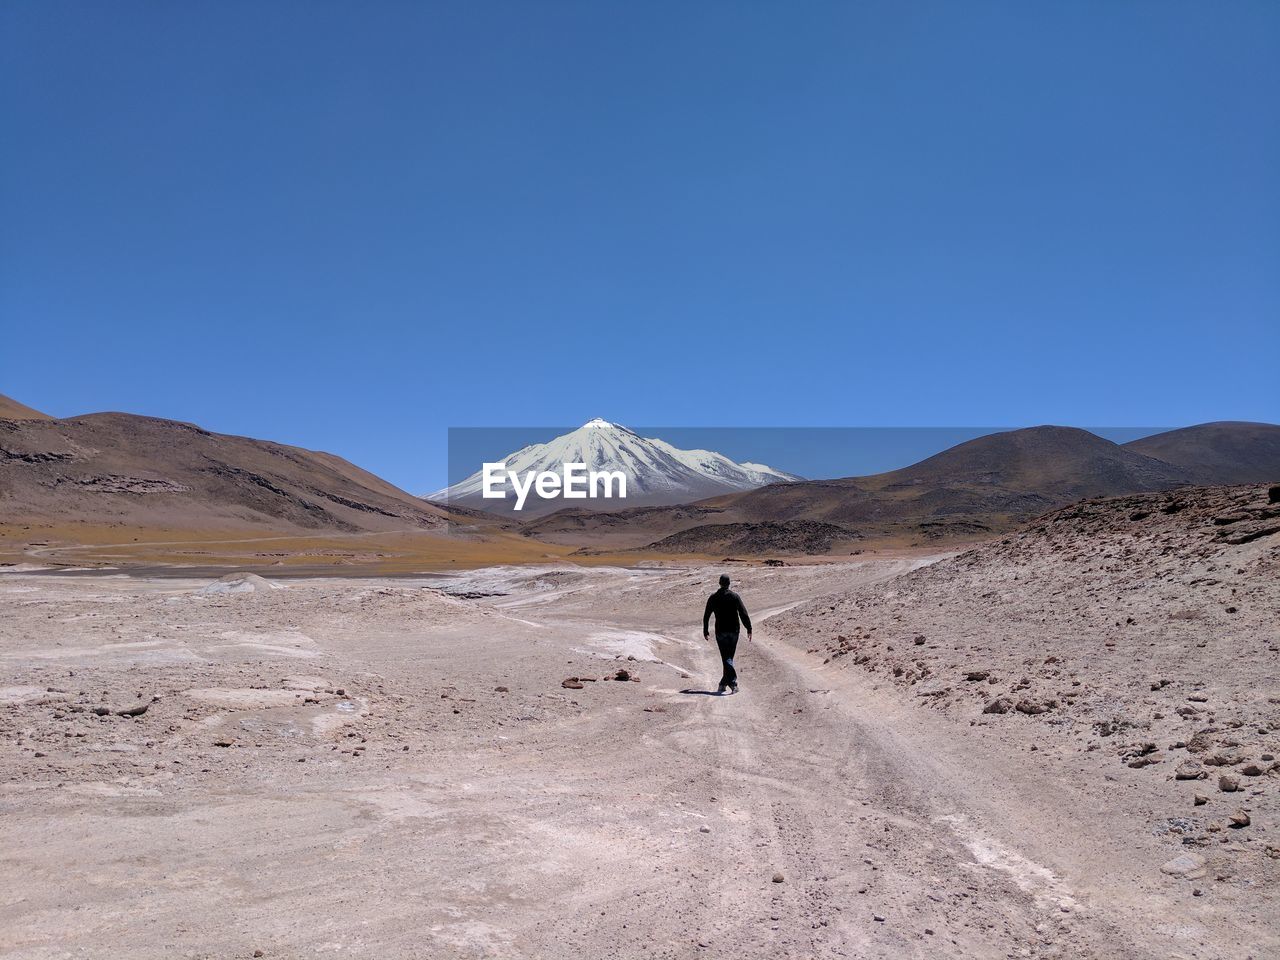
top-left (3, 1), bottom-right (1277, 490)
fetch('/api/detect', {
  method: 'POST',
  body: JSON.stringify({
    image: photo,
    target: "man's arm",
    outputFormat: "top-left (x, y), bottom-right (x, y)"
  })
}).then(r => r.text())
top-left (702, 595), bottom-right (713, 638)
top-left (738, 595), bottom-right (752, 637)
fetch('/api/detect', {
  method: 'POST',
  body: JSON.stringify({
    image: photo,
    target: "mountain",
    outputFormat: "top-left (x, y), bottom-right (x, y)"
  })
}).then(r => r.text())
top-left (0, 405), bottom-right (451, 534)
top-left (880, 426), bottom-right (1189, 498)
top-left (694, 425), bottom-right (1193, 537)
top-left (429, 419), bottom-right (801, 516)
top-left (522, 425), bottom-right (1201, 552)
top-left (1124, 421), bottom-right (1280, 485)
top-left (0, 392), bottom-right (53, 421)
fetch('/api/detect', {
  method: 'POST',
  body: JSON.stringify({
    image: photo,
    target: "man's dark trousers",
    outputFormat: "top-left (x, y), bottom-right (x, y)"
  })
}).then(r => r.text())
top-left (716, 631), bottom-right (739, 691)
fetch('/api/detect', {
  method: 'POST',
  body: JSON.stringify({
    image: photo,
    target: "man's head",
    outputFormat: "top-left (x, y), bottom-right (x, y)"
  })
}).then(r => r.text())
top-left (719, 574), bottom-right (731, 588)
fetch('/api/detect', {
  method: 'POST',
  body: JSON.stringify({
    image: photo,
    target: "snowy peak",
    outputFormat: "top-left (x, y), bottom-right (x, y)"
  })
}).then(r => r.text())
top-left (429, 421), bottom-right (801, 515)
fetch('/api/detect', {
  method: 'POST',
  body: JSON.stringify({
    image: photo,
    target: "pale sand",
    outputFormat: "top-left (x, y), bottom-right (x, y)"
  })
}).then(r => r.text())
top-left (0, 550), bottom-right (1273, 959)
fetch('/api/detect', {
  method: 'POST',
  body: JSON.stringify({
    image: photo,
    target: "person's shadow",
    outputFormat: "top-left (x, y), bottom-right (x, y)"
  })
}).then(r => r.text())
top-left (680, 688), bottom-right (729, 697)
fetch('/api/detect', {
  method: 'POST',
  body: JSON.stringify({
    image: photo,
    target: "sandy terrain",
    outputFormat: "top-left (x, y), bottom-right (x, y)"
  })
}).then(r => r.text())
top-left (2, 496), bottom-right (1274, 959)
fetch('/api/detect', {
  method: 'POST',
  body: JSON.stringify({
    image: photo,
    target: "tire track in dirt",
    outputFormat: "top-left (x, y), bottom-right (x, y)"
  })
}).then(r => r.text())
top-left (754, 632), bottom-right (1243, 958)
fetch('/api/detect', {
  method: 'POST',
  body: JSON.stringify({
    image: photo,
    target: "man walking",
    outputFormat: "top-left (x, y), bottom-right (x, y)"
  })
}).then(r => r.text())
top-left (703, 574), bottom-right (752, 694)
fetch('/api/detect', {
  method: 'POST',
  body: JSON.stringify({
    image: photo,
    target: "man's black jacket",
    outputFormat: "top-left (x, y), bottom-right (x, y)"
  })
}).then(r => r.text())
top-left (703, 587), bottom-right (752, 636)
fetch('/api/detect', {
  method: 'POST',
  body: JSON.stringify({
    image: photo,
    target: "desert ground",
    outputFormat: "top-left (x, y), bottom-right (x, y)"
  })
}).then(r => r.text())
top-left (2, 485), bottom-right (1276, 959)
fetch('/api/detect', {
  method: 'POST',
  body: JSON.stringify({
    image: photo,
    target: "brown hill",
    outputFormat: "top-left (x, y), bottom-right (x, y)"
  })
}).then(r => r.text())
top-left (1124, 421), bottom-right (1280, 485)
top-left (880, 425), bottom-right (1189, 497)
top-left (721, 425), bottom-right (1192, 528)
top-left (522, 426), bottom-right (1197, 552)
top-left (0, 392), bottom-right (53, 421)
top-left (0, 409), bottom-right (450, 534)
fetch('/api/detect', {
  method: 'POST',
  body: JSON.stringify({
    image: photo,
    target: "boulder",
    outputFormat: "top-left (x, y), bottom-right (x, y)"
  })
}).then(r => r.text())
top-left (200, 573), bottom-right (280, 595)
top-left (1160, 853), bottom-right (1207, 879)
top-left (1015, 699), bottom-right (1054, 715)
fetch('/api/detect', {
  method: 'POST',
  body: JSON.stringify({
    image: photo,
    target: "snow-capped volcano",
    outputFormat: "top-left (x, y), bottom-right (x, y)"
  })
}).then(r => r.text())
top-left (429, 419), bottom-right (801, 515)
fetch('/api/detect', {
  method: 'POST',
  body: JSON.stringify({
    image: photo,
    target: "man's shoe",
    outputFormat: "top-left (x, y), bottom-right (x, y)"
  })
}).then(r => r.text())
top-left (717, 686), bottom-right (728, 695)
top-left (730, 684), bottom-right (739, 694)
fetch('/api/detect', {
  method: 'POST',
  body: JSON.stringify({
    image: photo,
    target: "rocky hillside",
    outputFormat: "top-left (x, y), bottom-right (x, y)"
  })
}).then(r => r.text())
top-left (0, 407), bottom-right (449, 534)
top-left (1125, 421), bottom-right (1280, 485)
top-left (0, 392), bottom-right (53, 421)
top-left (773, 483), bottom-right (1280, 867)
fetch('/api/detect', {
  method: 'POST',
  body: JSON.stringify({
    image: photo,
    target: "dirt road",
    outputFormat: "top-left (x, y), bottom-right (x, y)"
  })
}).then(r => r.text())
top-left (0, 559), bottom-right (1266, 958)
